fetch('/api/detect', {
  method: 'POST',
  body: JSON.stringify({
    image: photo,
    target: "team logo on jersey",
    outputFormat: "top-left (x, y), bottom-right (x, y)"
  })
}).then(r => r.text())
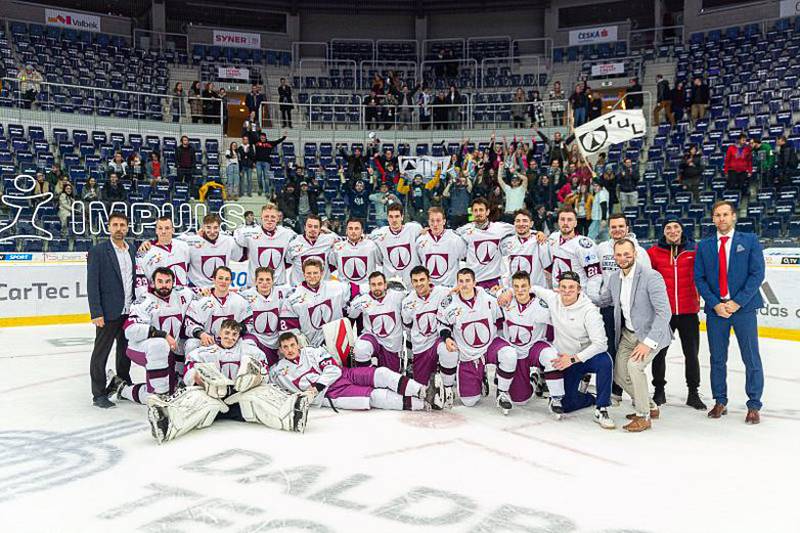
top-left (158, 313), bottom-right (184, 338)
top-left (252, 308), bottom-right (280, 335)
top-left (460, 318), bottom-right (492, 348)
top-left (505, 319), bottom-right (536, 347)
top-left (415, 309), bottom-right (439, 336)
top-left (424, 252), bottom-right (449, 279)
top-left (257, 246), bottom-right (284, 270)
top-left (472, 238), bottom-right (501, 265)
top-left (369, 310), bottom-right (397, 338)
top-left (209, 314), bottom-right (234, 334)
top-left (167, 262), bottom-right (188, 285)
top-left (385, 242), bottom-right (412, 270)
top-left (200, 255), bottom-right (227, 279)
top-left (508, 254), bottom-right (534, 275)
top-left (553, 256), bottom-right (573, 277)
top-left (307, 299), bottom-right (333, 329)
top-left (579, 237), bottom-right (594, 249)
top-left (341, 256), bottom-right (369, 282)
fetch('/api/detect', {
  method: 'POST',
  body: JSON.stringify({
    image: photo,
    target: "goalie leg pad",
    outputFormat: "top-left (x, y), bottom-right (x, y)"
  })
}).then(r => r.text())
top-left (226, 384), bottom-right (310, 433)
top-left (146, 386), bottom-right (229, 444)
top-left (322, 318), bottom-right (355, 366)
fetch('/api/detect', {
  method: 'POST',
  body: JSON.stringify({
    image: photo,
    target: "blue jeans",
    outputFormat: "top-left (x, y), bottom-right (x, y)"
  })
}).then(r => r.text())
top-left (256, 161), bottom-right (272, 196)
top-left (562, 352), bottom-right (614, 412)
top-left (573, 106), bottom-right (587, 127)
top-left (706, 310), bottom-right (763, 410)
top-left (240, 167), bottom-right (254, 196)
top-left (226, 162), bottom-right (239, 197)
top-left (588, 219), bottom-right (607, 241)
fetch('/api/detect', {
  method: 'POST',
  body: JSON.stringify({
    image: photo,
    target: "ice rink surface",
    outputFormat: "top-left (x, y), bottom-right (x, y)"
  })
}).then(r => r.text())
top-left (1, 323), bottom-right (798, 533)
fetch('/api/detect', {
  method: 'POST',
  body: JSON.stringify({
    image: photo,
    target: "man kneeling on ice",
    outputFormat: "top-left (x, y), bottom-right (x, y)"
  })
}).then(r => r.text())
top-left (270, 331), bottom-right (447, 411)
top-left (147, 320), bottom-right (310, 443)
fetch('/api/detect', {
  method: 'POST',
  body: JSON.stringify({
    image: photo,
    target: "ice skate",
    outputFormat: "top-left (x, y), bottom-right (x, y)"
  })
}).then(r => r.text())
top-left (548, 396), bottom-right (564, 420)
top-left (496, 390), bottom-right (512, 415)
top-left (421, 372), bottom-right (446, 410)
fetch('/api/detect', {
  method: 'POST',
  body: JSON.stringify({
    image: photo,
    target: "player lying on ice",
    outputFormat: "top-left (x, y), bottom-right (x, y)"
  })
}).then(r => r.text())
top-left (269, 331), bottom-right (448, 412)
top-left (146, 319), bottom-right (311, 444)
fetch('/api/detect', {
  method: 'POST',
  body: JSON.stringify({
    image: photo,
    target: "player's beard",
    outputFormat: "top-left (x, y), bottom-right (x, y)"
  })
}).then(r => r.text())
top-left (154, 287), bottom-right (172, 299)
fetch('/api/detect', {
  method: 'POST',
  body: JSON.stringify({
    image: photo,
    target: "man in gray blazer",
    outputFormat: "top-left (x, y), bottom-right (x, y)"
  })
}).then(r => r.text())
top-left (598, 239), bottom-right (672, 432)
top-left (87, 212), bottom-right (136, 408)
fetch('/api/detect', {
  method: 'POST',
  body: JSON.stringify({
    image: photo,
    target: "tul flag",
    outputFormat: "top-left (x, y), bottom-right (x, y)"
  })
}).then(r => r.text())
top-left (574, 110), bottom-right (646, 157)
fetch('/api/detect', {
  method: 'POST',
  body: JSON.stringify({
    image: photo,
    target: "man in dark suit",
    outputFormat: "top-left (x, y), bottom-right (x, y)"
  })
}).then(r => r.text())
top-left (87, 212), bottom-right (136, 408)
top-left (694, 201), bottom-right (765, 424)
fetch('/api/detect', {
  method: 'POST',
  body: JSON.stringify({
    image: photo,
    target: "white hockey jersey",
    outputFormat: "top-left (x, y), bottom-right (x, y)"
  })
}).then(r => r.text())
top-left (184, 340), bottom-right (267, 386)
top-left (500, 296), bottom-right (551, 357)
top-left (542, 232), bottom-right (602, 303)
top-left (124, 287), bottom-right (195, 341)
top-left (269, 346), bottom-right (342, 403)
top-left (416, 229), bottom-right (467, 287)
top-left (281, 280), bottom-right (357, 347)
top-left (369, 222), bottom-right (423, 284)
top-left (437, 287), bottom-right (503, 362)
top-left (401, 285), bottom-right (453, 353)
top-left (241, 285), bottom-right (290, 350)
top-left (185, 291), bottom-right (252, 339)
top-left (328, 238), bottom-right (382, 284)
top-left (179, 233), bottom-right (244, 288)
top-left (597, 235), bottom-right (652, 292)
top-left (234, 225), bottom-right (297, 286)
top-left (500, 233), bottom-right (548, 288)
top-left (347, 288), bottom-right (405, 353)
top-left (134, 239), bottom-right (191, 299)
top-left (455, 221), bottom-right (515, 283)
top-left (286, 232), bottom-right (340, 283)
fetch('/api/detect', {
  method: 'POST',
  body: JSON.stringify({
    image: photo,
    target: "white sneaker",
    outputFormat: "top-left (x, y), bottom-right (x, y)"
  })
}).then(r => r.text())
top-left (594, 407), bottom-right (616, 429)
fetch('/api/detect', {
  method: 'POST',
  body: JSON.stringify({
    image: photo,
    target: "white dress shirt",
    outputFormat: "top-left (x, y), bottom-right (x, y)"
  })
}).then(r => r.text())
top-left (112, 239), bottom-right (133, 315)
top-left (716, 229), bottom-right (735, 299)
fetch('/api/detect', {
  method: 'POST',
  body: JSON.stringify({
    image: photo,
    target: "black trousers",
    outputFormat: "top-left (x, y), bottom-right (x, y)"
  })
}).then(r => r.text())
top-left (89, 317), bottom-right (132, 399)
top-left (651, 313), bottom-right (701, 392)
top-left (600, 305), bottom-right (624, 397)
top-left (280, 105), bottom-right (292, 128)
top-left (726, 171), bottom-right (749, 195)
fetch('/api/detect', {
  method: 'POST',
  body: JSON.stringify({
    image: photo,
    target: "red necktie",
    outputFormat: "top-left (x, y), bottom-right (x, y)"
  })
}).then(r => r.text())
top-left (718, 236), bottom-right (729, 298)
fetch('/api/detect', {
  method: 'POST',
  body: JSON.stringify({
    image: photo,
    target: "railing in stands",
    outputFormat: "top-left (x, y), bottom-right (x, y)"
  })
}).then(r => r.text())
top-left (375, 39), bottom-right (418, 62)
top-left (296, 59), bottom-right (359, 91)
top-left (420, 58), bottom-right (480, 89)
top-left (512, 38), bottom-right (554, 70)
top-left (358, 60), bottom-right (419, 91)
top-left (133, 28), bottom-right (189, 55)
top-left (480, 55), bottom-right (543, 90)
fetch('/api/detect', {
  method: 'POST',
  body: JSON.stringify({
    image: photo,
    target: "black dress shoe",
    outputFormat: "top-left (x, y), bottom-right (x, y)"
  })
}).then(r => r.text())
top-left (652, 387), bottom-right (666, 406)
top-left (686, 390), bottom-right (707, 410)
top-left (93, 396), bottom-right (116, 409)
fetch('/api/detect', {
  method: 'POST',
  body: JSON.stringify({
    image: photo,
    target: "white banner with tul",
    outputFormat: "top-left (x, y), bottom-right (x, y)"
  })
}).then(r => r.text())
top-left (574, 109), bottom-right (646, 157)
top-left (217, 67), bottom-right (250, 80)
top-left (45, 8), bottom-right (101, 32)
top-left (568, 25), bottom-right (618, 46)
top-left (591, 62), bottom-right (625, 77)
top-left (779, 0), bottom-right (800, 17)
top-left (213, 30), bottom-right (261, 49)
top-left (398, 156), bottom-right (451, 181)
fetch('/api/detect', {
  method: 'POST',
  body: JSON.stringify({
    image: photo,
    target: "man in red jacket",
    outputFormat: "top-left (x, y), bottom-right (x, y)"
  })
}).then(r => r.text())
top-left (647, 220), bottom-right (706, 410)
top-left (723, 134), bottom-right (752, 196)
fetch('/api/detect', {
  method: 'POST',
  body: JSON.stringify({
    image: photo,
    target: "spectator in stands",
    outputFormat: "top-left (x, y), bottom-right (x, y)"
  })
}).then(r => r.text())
top-left (532, 204), bottom-right (555, 233)
top-left (574, 158), bottom-right (593, 186)
top-left (102, 173), bottom-right (127, 206)
top-left (128, 153), bottom-right (145, 183)
top-left (339, 145), bottom-right (367, 179)
top-left (398, 82), bottom-right (419, 129)
top-left (653, 74), bottom-right (674, 125)
top-left (17, 63), bottom-right (42, 109)
top-left (202, 82), bottom-right (220, 125)
top-left (176, 136), bottom-right (196, 196)
top-left (364, 90), bottom-right (381, 129)
top-left (225, 141), bottom-right (240, 199)
top-left (750, 138), bottom-right (774, 187)
top-left (246, 84), bottom-right (265, 121)
top-left (46, 163), bottom-right (64, 189)
top-left (369, 181), bottom-right (400, 227)
top-left (679, 145), bottom-right (704, 200)
top-left (219, 88), bottom-right (230, 132)
top-left (509, 87), bottom-right (527, 128)
top-left (566, 182), bottom-right (592, 236)
top-left (275, 181), bottom-right (299, 227)
top-left (254, 130), bottom-right (287, 197)
top-left (525, 89), bottom-right (544, 127)
top-left (146, 152), bottom-right (163, 187)
top-left (537, 129), bottom-right (570, 167)
top-left (242, 111), bottom-right (260, 145)
top-left (189, 81), bottom-right (203, 123)
top-left (549, 80), bottom-right (566, 127)
top-left (594, 152), bottom-right (609, 176)
top-left (774, 135), bottom-right (798, 187)
top-left (432, 89), bottom-right (448, 130)
top-left (107, 152), bottom-right (128, 178)
top-left (671, 81), bottom-right (687, 123)
top-left (278, 77), bottom-right (293, 128)
top-left (53, 172), bottom-right (70, 196)
top-left (58, 183), bottom-right (75, 237)
top-left (601, 167), bottom-right (618, 211)
top-left (243, 211), bottom-right (256, 227)
top-left (588, 90), bottom-right (603, 121)
top-left (443, 170), bottom-right (472, 227)
top-left (238, 136), bottom-right (256, 197)
top-left (557, 175), bottom-right (579, 205)
top-left (498, 165), bottom-right (528, 222)
top-left (546, 159), bottom-right (565, 189)
top-left (617, 157), bottom-right (640, 211)
top-left (382, 91), bottom-right (398, 130)
top-left (171, 82), bottom-right (186, 123)
top-left (371, 73), bottom-right (385, 94)
top-left (341, 174), bottom-right (372, 221)
top-left (723, 134), bottom-right (752, 195)
top-left (569, 82), bottom-right (589, 127)
top-left (531, 173), bottom-right (557, 213)
top-left (82, 176), bottom-right (100, 204)
top-left (588, 180), bottom-right (609, 240)
top-left (689, 76), bottom-right (710, 122)
top-left (31, 172), bottom-right (50, 206)
top-left (625, 78), bottom-right (643, 110)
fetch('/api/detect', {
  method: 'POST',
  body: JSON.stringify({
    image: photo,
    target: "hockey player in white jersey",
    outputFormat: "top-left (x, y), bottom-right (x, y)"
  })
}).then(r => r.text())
top-left (234, 203), bottom-right (297, 286)
top-left (184, 266), bottom-right (252, 355)
top-left (499, 270), bottom-right (553, 405)
top-left (147, 320), bottom-right (310, 443)
top-left (270, 332), bottom-right (445, 411)
top-left (416, 207), bottom-right (467, 287)
top-left (529, 271), bottom-right (616, 429)
top-left (328, 218), bottom-right (382, 284)
top-left (347, 271), bottom-right (405, 372)
top-left (241, 267), bottom-right (290, 366)
top-left (538, 206), bottom-right (602, 302)
top-left (500, 209), bottom-right (548, 288)
top-left (437, 268), bottom-right (518, 413)
top-left (134, 217), bottom-right (191, 299)
top-left (455, 197), bottom-right (515, 289)
top-left (179, 214), bottom-right (245, 289)
top-left (286, 214), bottom-right (340, 283)
top-left (280, 257), bottom-right (358, 348)
top-left (107, 268), bottom-right (194, 404)
top-left (369, 203), bottom-right (423, 286)
top-left (401, 265), bottom-right (453, 385)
